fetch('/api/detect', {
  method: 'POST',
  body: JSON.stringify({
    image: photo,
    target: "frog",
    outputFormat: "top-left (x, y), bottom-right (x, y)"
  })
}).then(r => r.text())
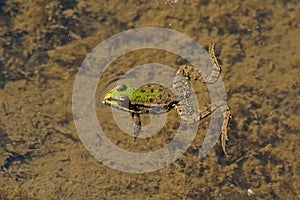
top-left (102, 44), bottom-right (231, 154)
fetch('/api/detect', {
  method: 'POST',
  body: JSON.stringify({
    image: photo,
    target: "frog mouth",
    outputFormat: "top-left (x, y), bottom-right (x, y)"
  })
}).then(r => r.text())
top-left (102, 97), bottom-right (113, 106)
top-left (102, 97), bottom-right (119, 105)
top-left (102, 97), bottom-right (130, 112)
top-left (102, 99), bottom-right (110, 105)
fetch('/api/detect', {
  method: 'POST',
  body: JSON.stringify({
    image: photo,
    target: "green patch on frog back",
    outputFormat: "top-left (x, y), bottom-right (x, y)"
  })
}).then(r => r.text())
top-left (130, 84), bottom-right (179, 114)
top-left (134, 84), bottom-right (176, 103)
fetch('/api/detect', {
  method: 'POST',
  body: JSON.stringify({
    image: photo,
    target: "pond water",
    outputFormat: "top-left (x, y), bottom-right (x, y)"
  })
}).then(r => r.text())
top-left (0, 0), bottom-right (299, 199)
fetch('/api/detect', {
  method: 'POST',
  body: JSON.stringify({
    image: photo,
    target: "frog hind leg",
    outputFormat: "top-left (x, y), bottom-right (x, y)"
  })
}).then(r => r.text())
top-left (175, 100), bottom-right (230, 153)
top-left (131, 113), bottom-right (141, 141)
top-left (206, 43), bottom-right (222, 83)
top-left (174, 43), bottom-right (221, 88)
top-left (198, 102), bottom-right (231, 154)
top-left (174, 98), bottom-right (200, 124)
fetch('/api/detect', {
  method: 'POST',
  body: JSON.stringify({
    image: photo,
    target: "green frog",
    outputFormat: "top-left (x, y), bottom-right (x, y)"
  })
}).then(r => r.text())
top-left (103, 44), bottom-right (231, 154)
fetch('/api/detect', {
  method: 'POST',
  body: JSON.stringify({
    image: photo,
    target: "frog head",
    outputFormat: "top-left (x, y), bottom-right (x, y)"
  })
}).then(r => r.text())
top-left (102, 84), bottom-right (135, 112)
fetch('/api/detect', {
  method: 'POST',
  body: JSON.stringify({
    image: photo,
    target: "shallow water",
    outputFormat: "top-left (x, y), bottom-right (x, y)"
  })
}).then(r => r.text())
top-left (0, 0), bottom-right (299, 199)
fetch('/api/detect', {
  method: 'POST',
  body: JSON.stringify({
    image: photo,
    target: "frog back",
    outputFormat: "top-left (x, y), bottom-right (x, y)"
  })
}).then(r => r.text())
top-left (130, 84), bottom-right (178, 114)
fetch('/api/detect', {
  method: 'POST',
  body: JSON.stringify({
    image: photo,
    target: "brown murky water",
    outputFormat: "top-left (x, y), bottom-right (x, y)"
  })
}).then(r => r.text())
top-left (0, 0), bottom-right (299, 199)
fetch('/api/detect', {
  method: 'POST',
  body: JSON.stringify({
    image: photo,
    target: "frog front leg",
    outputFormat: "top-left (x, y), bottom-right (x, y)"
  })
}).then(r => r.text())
top-left (132, 113), bottom-right (141, 140)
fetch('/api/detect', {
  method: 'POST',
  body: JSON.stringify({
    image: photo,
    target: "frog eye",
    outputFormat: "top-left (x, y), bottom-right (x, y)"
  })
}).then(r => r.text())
top-left (115, 84), bottom-right (127, 91)
top-left (116, 94), bottom-right (130, 107)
